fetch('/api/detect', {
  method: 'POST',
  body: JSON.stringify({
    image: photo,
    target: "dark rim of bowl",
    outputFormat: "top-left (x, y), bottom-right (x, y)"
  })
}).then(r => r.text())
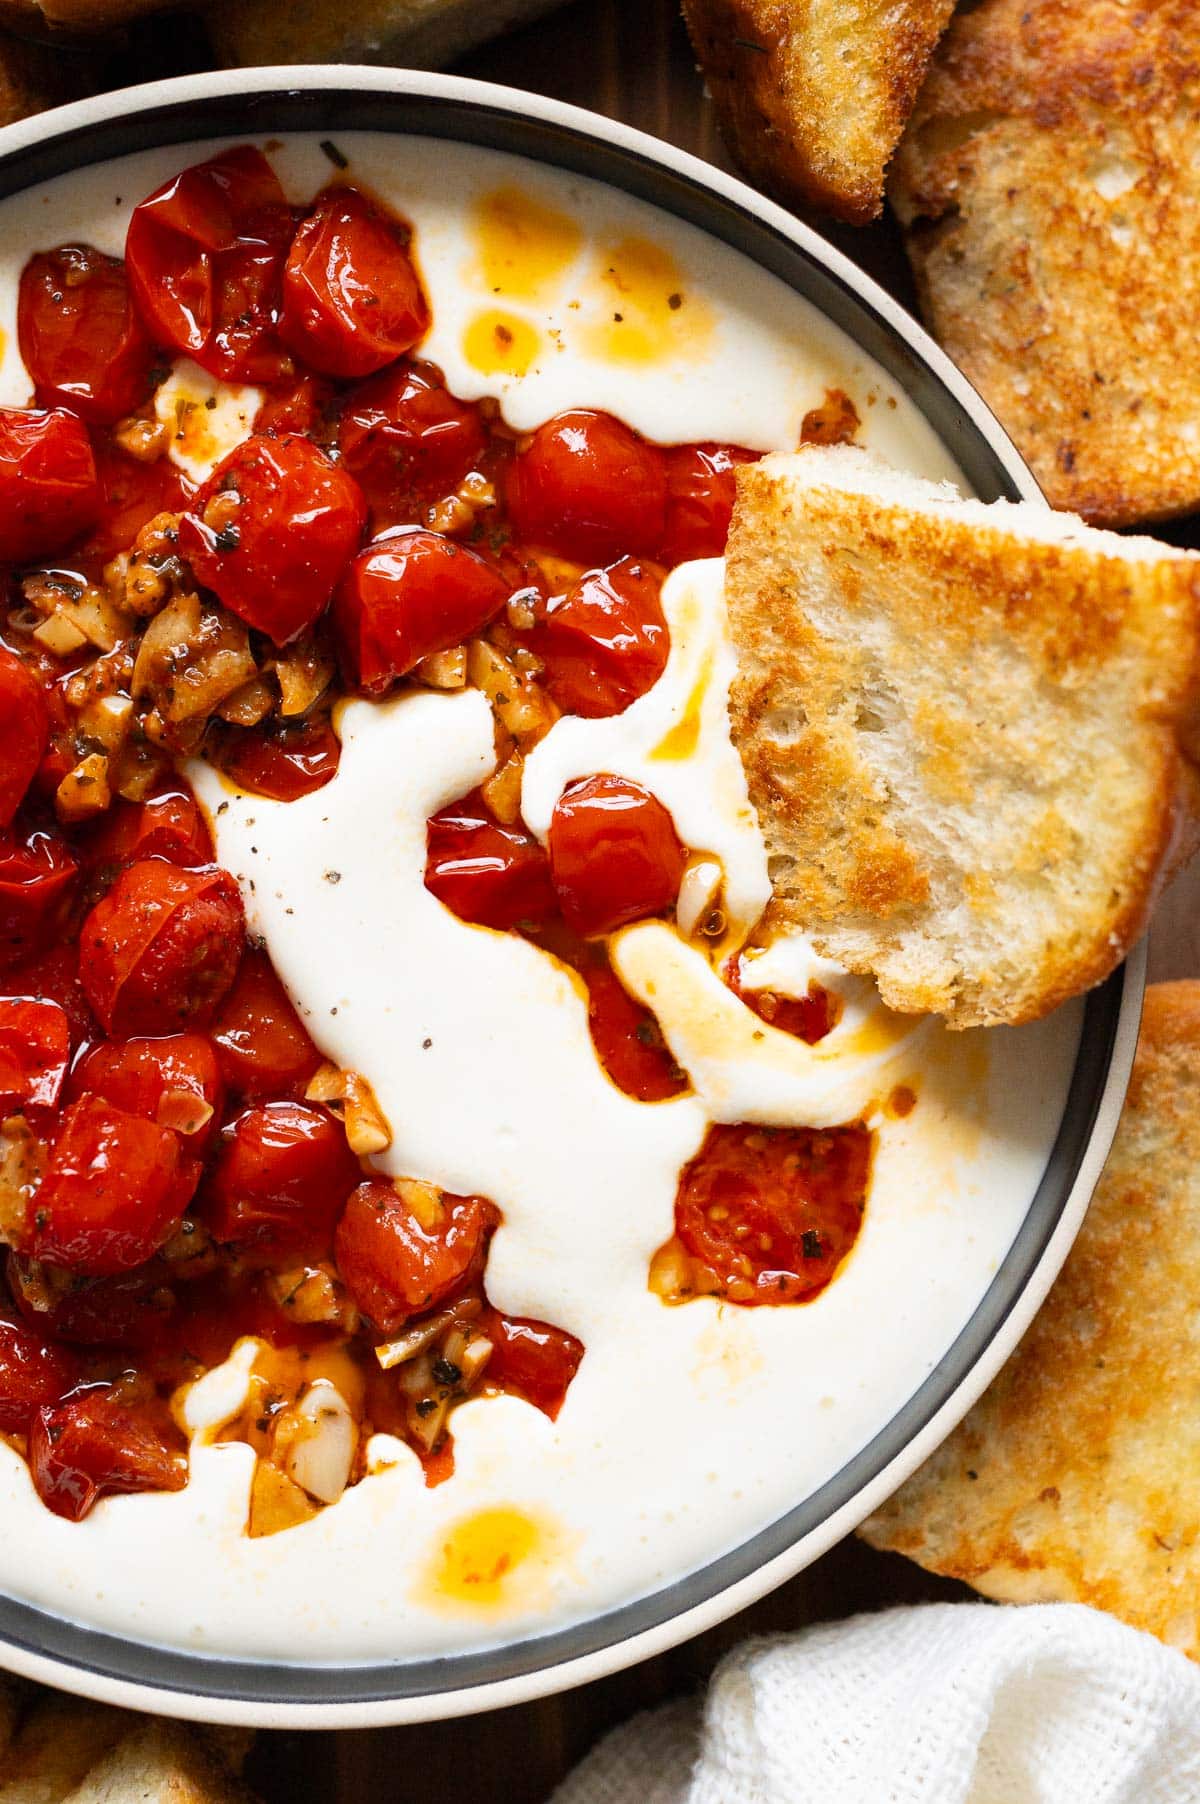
top-left (0, 82), bottom-right (1129, 1708)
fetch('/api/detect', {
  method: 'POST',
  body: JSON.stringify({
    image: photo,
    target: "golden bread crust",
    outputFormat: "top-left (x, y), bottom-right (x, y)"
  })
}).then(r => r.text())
top-left (891, 0), bottom-right (1200, 526)
top-left (681, 0), bottom-right (955, 223)
top-left (861, 982), bottom-right (1200, 1657)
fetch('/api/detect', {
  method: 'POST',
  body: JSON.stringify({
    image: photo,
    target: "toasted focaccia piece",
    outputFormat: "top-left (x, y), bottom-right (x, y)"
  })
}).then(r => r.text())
top-left (62, 1720), bottom-right (255, 1804)
top-left (0, 1694), bottom-right (126, 1802)
top-left (890, 0), bottom-right (1200, 527)
top-left (725, 446), bottom-right (1200, 1028)
top-left (681, 0), bottom-right (956, 223)
top-left (862, 982), bottom-right (1200, 1657)
top-left (205, 0), bottom-right (561, 69)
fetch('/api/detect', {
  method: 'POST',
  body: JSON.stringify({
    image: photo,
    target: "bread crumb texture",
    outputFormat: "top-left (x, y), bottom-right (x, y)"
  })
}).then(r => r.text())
top-left (891, 0), bottom-right (1200, 526)
top-left (861, 982), bottom-right (1200, 1660)
top-left (727, 450), bottom-right (1200, 1027)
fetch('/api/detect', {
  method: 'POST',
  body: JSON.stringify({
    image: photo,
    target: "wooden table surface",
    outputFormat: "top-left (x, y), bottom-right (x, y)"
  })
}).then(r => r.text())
top-left (31, 0), bottom-right (1200, 1794)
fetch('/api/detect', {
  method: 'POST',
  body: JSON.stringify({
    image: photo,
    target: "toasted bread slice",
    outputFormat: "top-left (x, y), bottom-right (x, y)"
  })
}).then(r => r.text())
top-left (205, 0), bottom-right (561, 70)
top-left (862, 982), bottom-right (1200, 1657)
top-left (62, 1721), bottom-right (254, 1804)
top-left (681, 0), bottom-right (956, 223)
top-left (0, 1695), bottom-right (125, 1803)
top-left (0, 29), bottom-right (70, 122)
top-left (725, 446), bottom-right (1200, 1028)
top-left (890, 0), bottom-right (1200, 527)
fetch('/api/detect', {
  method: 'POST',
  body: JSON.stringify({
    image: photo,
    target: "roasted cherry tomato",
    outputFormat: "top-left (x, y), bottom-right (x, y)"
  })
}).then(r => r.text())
top-left (18, 245), bottom-right (155, 425)
top-left (202, 1101), bottom-right (361, 1262)
top-left (479, 1307), bottom-right (583, 1419)
top-left (505, 410), bottom-right (667, 563)
top-left (523, 558), bottom-right (668, 719)
top-left (69, 1033), bottom-right (224, 1155)
top-left (0, 824), bottom-right (78, 971)
top-left (206, 713), bottom-right (341, 802)
top-left (659, 443), bottom-right (758, 566)
top-left (280, 185), bottom-right (429, 379)
top-left (178, 434), bottom-right (366, 645)
top-left (726, 958), bottom-right (838, 1045)
top-left (334, 529), bottom-right (508, 693)
top-left (337, 360), bottom-right (485, 522)
top-left (79, 860), bottom-right (244, 1037)
top-left (674, 1122), bottom-right (872, 1305)
top-left (335, 1180), bottom-right (497, 1334)
top-left (254, 371), bottom-right (336, 436)
top-left (74, 441), bottom-right (190, 565)
top-left (211, 949), bottom-right (321, 1103)
top-left (8, 1251), bottom-right (175, 1347)
top-left (32, 1095), bottom-right (193, 1275)
top-left (0, 649), bottom-right (48, 829)
top-left (0, 998), bottom-right (70, 1111)
top-left (425, 788), bottom-right (557, 931)
top-left (81, 783), bottom-right (214, 874)
top-left (0, 1314), bottom-right (78, 1433)
top-left (0, 408), bottom-right (100, 563)
top-left (29, 1386), bottom-right (187, 1520)
top-left (580, 959), bottom-right (686, 1102)
top-left (125, 145), bottom-right (294, 384)
top-left (547, 775), bottom-right (686, 937)
top-left (0, 944), bottom-right (95, 1049)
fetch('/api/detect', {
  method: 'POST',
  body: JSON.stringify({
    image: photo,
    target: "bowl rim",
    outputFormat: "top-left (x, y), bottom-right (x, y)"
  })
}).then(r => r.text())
top-left (0, 63), bottom-right (1146, 1729)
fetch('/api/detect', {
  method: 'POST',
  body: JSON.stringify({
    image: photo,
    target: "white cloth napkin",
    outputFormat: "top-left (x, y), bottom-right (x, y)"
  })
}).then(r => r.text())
top-left (551, 1603), bottom-right (1200, 1804)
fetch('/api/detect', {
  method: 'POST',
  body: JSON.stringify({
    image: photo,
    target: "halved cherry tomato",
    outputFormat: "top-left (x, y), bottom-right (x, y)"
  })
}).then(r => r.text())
top-left (81, 783), bottom-right (214, 874)
top-left (334, 529), bottom-right (508, 694)
top-left (206, 713), bottom-right (341, 802)
top-left (0, 824), bottom-right (78, 971)
top-left (74, 441), bottom-right (190, 566)
top-left (18, 245), bottom-right (155, 425)
top-left (0, 408), bottom-right (100, 563)
top-left (211, 949), bottom-right (321, 1103)
top-left (659, 443), bottom-right (758, 566)
top-left (69, 1033), bottom-right (224, 1155)
top-left (79, 860), bottom-right (244, 1037)
top-left (505, 410), bottom-right (668, 563)
top-left (335, 1180), bottom-right (497, 1334)
top-left (726, 958), bottom-right (838, 1045)
top-left (0, 998), bottom-right (70, 1111)
top-left (674, 1122), bottom-right (872, 1305)
top-left (125, 145), bottom-right (294, 384)
top-left (202, 1101), bottom-right (361, 1262)
top-left (9, 1251), bottom-right (175, 1347)
top-left (547, 775), bottom-right (686, 937)
top-left (479, 1307), bottom-right (583, 1419)
top-left (280, 186), bottom-right (429, 379)
top-left (0, 649), bottom-right (48, 829)
top-left (0, 1314), bottom-right (78, 1433)
top-left (1, 944), bottom-right (95, 1049)
top-left (29, 1386), bottom-right (186, 1520)
top-left (523, 558), bottom-right (668, 719)
top-left (178, 434), bottom-right (366, 645)
top-left (32, 1095), bottom-right (194, 1275)
top-left (337, 361), bottom-right (485, 522)
top-left (425, 788), bottom-right (557, 931)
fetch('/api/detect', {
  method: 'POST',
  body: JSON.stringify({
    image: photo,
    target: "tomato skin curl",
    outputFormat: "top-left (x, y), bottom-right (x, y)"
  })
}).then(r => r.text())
top-left (79, 861), bottom-right (245, 1038)
top-left (31, 1095), bottom-right (195, 1276)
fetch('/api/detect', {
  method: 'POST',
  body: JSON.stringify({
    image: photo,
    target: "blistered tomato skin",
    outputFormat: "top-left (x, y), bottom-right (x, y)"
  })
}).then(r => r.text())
top-left (32, 1096), bottom-right (194, 1276)
top-left (124, 145), bottom-right (293, 384)
top-left (78, 861), bottom-right (244, 1037)
top-left (548, 775), bottom-right (687, 938)
top-left (0, 1316), bottom-right (79, 1434)
top-left (207, 713), bottom-right (341, 803)
top-left (0, 650), bottom-right (48, 829)
top-left (18, 245), bottom-right (155, 426)
top-left (524, 558), bottom-right (669, 719)
top-left (480, 1309), bottom-right (583, 1419)
top-left (425, 788), bottom-right (558, 931)
top-left (202, 1100), bottom-right (361, 1261)
top-left (178, 434), bottom-right (367, 645)
top-left (506, 410), bottom-right (668, 564)
top-left (0, 826), bottom-right (78, 972)
top-left (335, 529), bottom-right (508, 693)
top-left (0, 408), bottom-right (100, 563)
top-left (29, 1387), bottom-right (187, 1521)
top-left (81, 784), bottom-right (214, 874)
top-left (335, 1180), bottom-right (497, 1334)
top-left (337, 361), bottom-right (486, 521)
top-left (211, 949), bottom-right (322, 1103)
top-left (69, 1034), bottom-right (224, 1156)
top-left (660, 443), bottom-right (758, 566)
top-left (0, 998), bottom-right (70, 1111)
top-left (280, 186), bottom-right (430, 379)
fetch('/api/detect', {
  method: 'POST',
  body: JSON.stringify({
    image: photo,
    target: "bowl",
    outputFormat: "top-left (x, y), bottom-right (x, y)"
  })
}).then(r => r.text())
top-left (0, 65), bottom-right (1143, 1727)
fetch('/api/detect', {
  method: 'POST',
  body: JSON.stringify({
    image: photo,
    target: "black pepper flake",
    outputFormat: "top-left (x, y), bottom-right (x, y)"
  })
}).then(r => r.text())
top-left (668, 292), bottom-right (682, 310)
top-left (432, 1357), bottom-right (461, 1386)
top-left (214, 524), bottom-right (241, 553)
top-left (801, 1229), bottom-right (823, 1260)
top-left (320, 139), bottom-right (350, 168)
top-left (422, 1037), bottom-right (433, 1050)
top-left (415, 1397), bottom-right (438, 1418)
top-left (324, 870), bottom-right (342, 884)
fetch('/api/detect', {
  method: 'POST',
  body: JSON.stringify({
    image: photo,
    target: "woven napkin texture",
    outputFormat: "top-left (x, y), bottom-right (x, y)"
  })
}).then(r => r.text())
top-left (551, 1602), bottom-right (1200, 1804)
